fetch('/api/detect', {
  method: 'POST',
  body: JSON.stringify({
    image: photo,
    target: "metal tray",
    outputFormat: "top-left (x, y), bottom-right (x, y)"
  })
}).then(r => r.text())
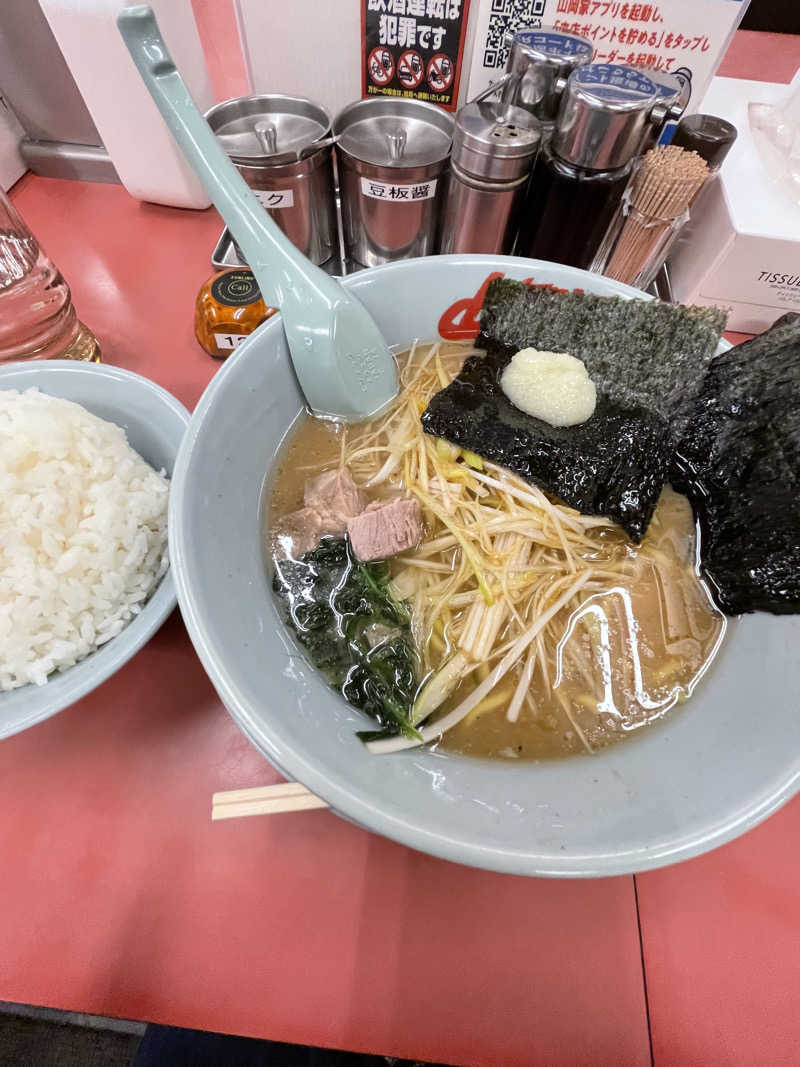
top-left (210, 227), bottom-right (247, 271)
top-left (210, 228), bottom-right (670, 298)
top-left (211, 227), bottom-right (360, 277)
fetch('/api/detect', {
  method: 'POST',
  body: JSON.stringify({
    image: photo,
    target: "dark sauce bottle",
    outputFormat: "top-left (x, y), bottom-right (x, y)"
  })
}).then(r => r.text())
top-left (517, 64), bottom-right (664, 270)
top-left (519, 145), bottom-right (632, 269)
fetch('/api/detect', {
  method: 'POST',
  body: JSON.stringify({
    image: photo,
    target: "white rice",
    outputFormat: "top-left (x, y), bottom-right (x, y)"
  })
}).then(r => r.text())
top-left (0, 388), bottom-right (169, 690)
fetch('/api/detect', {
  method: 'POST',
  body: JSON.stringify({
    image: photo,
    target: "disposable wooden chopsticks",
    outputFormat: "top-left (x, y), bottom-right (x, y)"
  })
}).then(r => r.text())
top-left (211, 781), bottom-right (329, 821)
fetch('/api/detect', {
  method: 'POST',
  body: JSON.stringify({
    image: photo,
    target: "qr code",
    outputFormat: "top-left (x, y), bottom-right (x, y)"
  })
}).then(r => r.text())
top-left (483, 0), bottom-right (547, 69)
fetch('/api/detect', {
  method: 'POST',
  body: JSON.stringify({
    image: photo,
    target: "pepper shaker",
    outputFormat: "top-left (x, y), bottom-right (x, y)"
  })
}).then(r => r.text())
top-left (671, 113), bottom-right (738, 185)
top-left (658, 113), bottom-right (738, 299)
top-left (438, 100), bottom-right (540, 255)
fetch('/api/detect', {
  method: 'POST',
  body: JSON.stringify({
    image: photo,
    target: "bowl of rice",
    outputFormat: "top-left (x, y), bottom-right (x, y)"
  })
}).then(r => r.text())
top-left (0, 359), bottom-right (190, 740)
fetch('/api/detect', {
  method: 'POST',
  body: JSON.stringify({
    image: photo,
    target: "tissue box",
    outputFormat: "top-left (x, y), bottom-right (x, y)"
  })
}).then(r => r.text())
top-left (669, 76), bottom-right (800, 334)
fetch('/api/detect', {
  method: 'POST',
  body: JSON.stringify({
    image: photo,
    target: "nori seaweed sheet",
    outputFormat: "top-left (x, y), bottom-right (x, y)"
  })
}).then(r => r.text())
top-left (422, 350), bottom-right (670, 541)
top-left (477, 280), bottom-right (727, 442)
top-left (672, 313), bottom-right (800, 615)
top-left (421, 280), bottom-right (726, 541)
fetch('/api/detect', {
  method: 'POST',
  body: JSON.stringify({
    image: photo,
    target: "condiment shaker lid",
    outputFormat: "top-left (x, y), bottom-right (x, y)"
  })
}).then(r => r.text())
top-left (647, 70), bottom-right (689, 109)
top-left (635, 68), bottom-right (690, 145)
top-left (552, 64), bottom-right (659, 170)
top-left (504, 26), bottom-right (593, 124)
top-left (205, 94), bottom-right (331, 165)
top-left (671, 113), bottom-right (738, 172)
top-left (453, 100), bottom-right (540, 181)
top-left (334, 98), bottom-right (454, 168)
top-left (507, 26), bottom-right (593, 69)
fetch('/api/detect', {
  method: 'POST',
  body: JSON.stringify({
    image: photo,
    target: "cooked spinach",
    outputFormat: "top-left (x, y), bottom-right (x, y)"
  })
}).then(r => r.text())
top-left (273, 538), bottom-right (420, 740)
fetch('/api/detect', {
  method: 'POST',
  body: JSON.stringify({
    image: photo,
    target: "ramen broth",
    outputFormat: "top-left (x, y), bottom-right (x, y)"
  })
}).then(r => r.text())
top-left (437, 489), bottom-right (724, 758)
top-left (268, 341), bottom-right (725, 760)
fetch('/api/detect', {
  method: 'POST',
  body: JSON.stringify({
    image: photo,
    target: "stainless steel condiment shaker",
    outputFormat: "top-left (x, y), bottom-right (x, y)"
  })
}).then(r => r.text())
top-left (501, 27), bottom-right (593, 131)
top-left (334, 98), bottom-right (454, 268)
top-left (205, 94), bottom-right (337, 267)
top-left (553, 65), bottom-right (663, 171)
top-left (438, 100), bottom-right (540, 255)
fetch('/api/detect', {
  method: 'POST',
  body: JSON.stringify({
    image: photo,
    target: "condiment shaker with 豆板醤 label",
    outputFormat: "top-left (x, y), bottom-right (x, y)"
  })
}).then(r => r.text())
top-left (517, 64), bottom-right (681, 271)
top-left (334, 98), bottom-right (454, 267)
top-left (205, 94), bottom-right (338, 267)
top-left (438, 99), bottom-right (540, 255)
top-left (499, 26), bottom-right (593, 135)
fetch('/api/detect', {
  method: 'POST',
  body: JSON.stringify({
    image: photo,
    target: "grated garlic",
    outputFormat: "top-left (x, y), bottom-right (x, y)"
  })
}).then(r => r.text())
top-left (500, 347), bottom-right (597, 427)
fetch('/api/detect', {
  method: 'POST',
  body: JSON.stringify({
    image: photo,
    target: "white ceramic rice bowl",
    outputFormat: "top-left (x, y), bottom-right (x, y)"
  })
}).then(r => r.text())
top-left (170, 256), bottom-right (800, 876)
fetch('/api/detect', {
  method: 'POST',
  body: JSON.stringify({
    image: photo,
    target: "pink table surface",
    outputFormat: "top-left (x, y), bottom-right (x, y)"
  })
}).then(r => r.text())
top-left (638, 28), bottom-right (800, 1067)
top-left (1, 26), bottom-right (799, 1067)
top-left (0, 178), bottom-right (651, 1067)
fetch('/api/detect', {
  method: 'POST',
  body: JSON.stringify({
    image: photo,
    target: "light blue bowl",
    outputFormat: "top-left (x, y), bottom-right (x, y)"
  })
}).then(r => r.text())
top-left (0, 360), bottom-right (190, 740)
top-left (170, 256), bottom-right (800, 876)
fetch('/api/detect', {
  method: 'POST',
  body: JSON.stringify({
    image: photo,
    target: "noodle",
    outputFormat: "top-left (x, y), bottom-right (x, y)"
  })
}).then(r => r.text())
top-left (269, 341), bottom-right (726, 760)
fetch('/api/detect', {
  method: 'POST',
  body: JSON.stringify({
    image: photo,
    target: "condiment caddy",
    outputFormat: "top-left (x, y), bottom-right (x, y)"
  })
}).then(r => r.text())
top-left (121, 4), bottom-right (397, 423)
top-left (334, 97), bottom-right (455, 268)
top-left (200, 24), bottom-right (712, 297)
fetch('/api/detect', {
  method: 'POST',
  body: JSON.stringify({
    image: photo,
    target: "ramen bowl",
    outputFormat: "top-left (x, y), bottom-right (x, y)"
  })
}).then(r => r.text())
top-left (169, 255), bottom-right (800, 876)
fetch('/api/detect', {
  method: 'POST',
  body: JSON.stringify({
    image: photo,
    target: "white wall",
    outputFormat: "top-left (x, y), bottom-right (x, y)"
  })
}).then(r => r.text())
top-left (0, 94), bottom-right (26, 191)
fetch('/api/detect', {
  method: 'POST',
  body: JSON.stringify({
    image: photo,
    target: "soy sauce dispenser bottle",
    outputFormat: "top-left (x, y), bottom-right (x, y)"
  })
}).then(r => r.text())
top-left (517, 65), bottom-right (670, 270)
